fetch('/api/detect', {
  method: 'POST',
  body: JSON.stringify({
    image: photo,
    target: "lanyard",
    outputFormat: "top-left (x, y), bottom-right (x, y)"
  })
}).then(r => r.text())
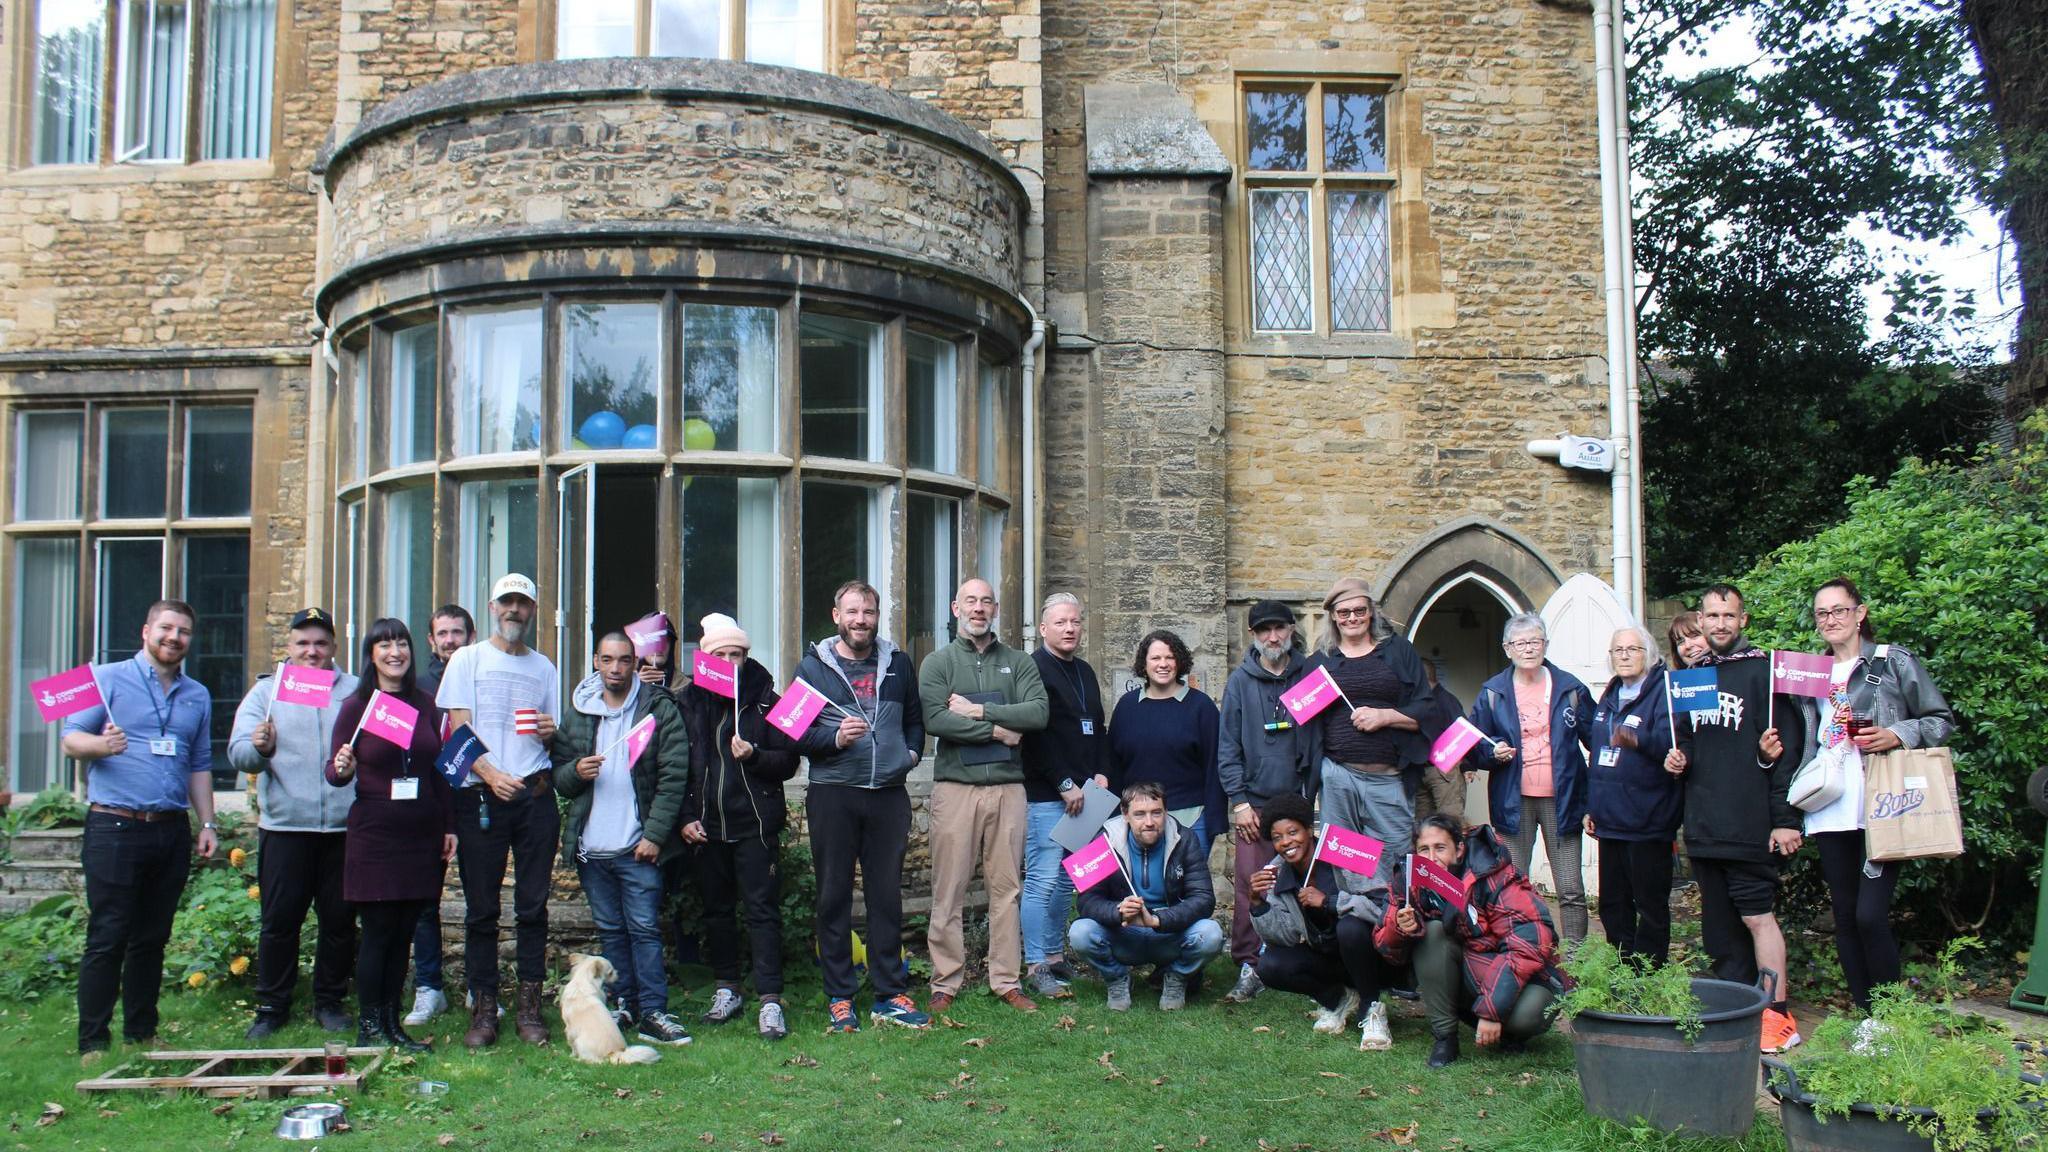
top-left (1058, 656), bottom-right (1090, 714)
top-left (136, 657), bottom-right (175, 740)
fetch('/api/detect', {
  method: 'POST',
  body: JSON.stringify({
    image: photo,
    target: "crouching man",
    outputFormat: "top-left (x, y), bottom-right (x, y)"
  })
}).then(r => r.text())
top-left (1066, 781), bottom-right (1224, 1011)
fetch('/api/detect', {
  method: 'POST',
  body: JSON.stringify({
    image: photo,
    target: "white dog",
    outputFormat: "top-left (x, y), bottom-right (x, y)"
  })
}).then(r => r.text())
top-left (560, 953), bottom-right (660, 1065)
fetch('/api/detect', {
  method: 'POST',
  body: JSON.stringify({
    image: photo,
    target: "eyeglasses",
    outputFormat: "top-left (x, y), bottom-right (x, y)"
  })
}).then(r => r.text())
top-left (1505, 639), bottom-right (1546, 651)
top-left (1814, 606), bottom-right (1859, 623)
top-left (1609, 645), bottom-right (1646, 656)
top-left (1331, 606), bottom-right (1373, 621)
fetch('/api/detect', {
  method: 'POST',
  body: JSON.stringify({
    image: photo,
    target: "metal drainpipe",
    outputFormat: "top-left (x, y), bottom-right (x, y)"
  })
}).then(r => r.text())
top-left (1015, 293), bottom-right (1046, 647)
top-left (1612, 1), bottom-right (1647, 620)
top-left (1593, 0), bottom-right (1635, 614)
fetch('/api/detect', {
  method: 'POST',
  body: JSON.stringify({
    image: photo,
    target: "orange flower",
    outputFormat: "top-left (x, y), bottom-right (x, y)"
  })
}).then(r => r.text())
top-left (248, 884), bottom-right (261, 900)
top-left (187, 971), bottom-right (208, 988)
top-left (229, 955), bottom-right (251, 976)
top-left (229, 847), bottom-right (248, 868)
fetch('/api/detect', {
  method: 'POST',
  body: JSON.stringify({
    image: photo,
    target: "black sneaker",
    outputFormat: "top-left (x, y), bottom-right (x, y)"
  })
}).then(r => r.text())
top-left (636, 1010), bottom-right (692, 1046)
top-left (244, 1013), bottom-right (288, 1041)
top-left (314, 1004), bottom-right (354, 1032)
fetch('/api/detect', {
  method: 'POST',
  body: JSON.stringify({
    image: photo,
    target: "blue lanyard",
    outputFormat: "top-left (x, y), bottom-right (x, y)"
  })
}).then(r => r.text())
top-left (135, 657), bottom-right (176, 741)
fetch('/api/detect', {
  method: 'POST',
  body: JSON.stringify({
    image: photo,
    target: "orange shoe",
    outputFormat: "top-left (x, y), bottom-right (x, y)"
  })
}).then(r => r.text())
top-left (1760, 1007), bottom-right (1802, 1053)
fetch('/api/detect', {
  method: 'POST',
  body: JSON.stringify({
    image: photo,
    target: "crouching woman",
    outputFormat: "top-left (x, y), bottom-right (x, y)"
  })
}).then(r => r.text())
top-left (1376, 815), bottom-right (1566, 1068)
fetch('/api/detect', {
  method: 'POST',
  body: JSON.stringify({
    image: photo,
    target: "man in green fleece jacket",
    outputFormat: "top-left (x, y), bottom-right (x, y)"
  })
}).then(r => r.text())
top-left (919, 578), bottom-right (1050, 1013)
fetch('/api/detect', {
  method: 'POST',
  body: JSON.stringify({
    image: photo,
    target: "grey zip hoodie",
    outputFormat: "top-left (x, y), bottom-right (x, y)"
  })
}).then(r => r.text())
top-left (1217, 644), bottom-right (1316, 808)
top-left (793, 637), bottom-right (926, 789)
top-left (229, 668), bottom-right (360, 833)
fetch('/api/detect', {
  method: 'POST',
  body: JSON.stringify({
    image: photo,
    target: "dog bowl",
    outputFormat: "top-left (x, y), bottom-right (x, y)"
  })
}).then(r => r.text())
top-left (412, 1079), bottom-right (449, 1097)
top-left (275, 1102), bottom-right (348, 1140)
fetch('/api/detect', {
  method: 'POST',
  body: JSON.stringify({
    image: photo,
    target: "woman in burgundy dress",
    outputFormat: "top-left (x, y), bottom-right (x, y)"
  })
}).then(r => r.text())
top-left (328, 618), bottom-right (450, 1051)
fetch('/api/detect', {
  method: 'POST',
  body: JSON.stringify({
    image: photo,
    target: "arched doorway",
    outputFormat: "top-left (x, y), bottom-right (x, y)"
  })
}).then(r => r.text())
top-left (1407, 572), bottom-right (1519, 827)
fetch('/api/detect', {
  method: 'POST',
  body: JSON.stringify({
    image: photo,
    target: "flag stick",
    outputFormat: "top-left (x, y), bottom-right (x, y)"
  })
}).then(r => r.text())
top-left (1664, 669), bottom-right (1678, 743)
top-left (1767, 651), bottom-right (1776, 733)
top-left (263, 661), bottom-right (283, 722)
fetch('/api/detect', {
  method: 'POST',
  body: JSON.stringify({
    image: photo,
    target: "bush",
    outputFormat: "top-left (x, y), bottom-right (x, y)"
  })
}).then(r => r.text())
top-left (0, 894), bottom-right (86, 1001)
top-left (1734, 413), bottom-right (2048, 953)
top-left (164, 837), bottom-right (264, 991)
top-left (1559, 937), bottom-right (1706, 1042)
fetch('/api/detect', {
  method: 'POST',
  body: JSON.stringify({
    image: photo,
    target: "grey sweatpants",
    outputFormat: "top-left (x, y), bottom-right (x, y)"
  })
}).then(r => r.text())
top-left (1317, 759), bottom-right (1410, 903)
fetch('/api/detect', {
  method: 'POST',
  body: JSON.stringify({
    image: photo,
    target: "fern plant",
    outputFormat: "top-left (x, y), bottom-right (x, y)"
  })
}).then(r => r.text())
top-left (1557, 937), bottom-right (1707, 1043)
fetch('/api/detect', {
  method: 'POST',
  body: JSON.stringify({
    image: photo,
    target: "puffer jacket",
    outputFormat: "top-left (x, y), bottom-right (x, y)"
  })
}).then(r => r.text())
top-left (229, 667), bottom-right (361, 832)
top-left (1464, 661), bottom-right (1595, 836)
top-left (550, 674), bottom-right (691, 865)
top-left (1585, 666), bottom-right (1681, 841)
top-left (1375, 824), bottom-right (1566, 1023)
top-left (678, 656), bottom-right (801, 844)
top-left (793, 638), bottom-right (926, 790)
top-left (1071, 813), bottom-right (1216, 936)
top-left (1250, 855), bottom-right (1389, 946)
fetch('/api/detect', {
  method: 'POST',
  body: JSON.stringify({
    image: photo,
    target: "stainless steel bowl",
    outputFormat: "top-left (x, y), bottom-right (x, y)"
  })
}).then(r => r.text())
top-left (275, 1102), bottom-right (347, 1140)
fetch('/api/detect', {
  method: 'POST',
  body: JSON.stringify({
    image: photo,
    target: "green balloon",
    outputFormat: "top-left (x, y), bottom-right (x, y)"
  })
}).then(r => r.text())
top-left (683, 418), bottom-right (718, 452)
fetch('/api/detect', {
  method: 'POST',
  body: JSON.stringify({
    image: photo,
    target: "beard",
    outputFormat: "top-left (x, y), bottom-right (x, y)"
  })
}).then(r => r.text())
top-left (837, 622), bottom-right (873, 655)
top-left (497, 617), bottom-right (529, 645)
top-left (959, 616), bottom-right (991, 639)
top-left (1257, 640), bottom-right (1290, 664)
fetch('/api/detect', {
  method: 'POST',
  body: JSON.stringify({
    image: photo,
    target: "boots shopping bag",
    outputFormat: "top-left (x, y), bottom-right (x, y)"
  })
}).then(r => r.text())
top-left (1862, 746), bottom-right (1964, 862)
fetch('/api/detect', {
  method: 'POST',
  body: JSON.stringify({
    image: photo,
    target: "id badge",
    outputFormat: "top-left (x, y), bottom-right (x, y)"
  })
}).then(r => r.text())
top-left (1623, 715), bottom-right (1643, 729)
top-left (390, 777), bottom-right (420, 801)
top-left (1597, 746), bottom-right (1621, 767)
top-left (149, 737), bottom-right (178, 757)
top-left (1080, 719), bottom-right (1095, 736)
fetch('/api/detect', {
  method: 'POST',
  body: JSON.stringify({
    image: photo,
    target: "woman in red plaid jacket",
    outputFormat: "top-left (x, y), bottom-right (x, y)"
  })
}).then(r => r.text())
top-left (1376, 815), bottom-right (1568, 1068)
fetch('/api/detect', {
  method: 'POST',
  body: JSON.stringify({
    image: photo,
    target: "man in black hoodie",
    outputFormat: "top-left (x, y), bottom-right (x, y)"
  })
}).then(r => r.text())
top-left (1019, 593), bottom-right (1113, 1000)
top-left (1670, 584), bottom-right (1806, 1053)
top-left (1216, 600), bottom-right (1316, 1002)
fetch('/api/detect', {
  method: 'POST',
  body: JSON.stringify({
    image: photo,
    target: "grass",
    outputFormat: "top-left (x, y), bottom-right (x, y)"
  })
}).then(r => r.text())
top-left (0, 961), bottom-right (1788, 1151)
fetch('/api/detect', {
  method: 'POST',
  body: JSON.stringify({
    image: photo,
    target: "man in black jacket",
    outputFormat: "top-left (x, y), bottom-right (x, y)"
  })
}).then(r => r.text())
top-left (1066, 782), bottom-right (1223, 1011)
top-left (1019, 592), bottom-right (1113, 1000)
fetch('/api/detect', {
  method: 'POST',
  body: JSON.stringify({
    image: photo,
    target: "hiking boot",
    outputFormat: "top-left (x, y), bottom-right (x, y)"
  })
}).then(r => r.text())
top-left (514, 981), bottom-right (549, 1045)
top-left (703, 987), bottom-right (744, 1024)
top-left (1223, 962), bottom-right (1265, 1003)
top-left (1761, 1007), bottom-right (1802, 1053)
top-left (314, 1004), bottom-right (355, 1032)
top-left (404, 986), bottom-right (448, 1027)
top-left (1027, 963), bottom-right (1074, 1000)
top-left (1047, 959), bottom-right (1081, 983)
top-left (827, 998), bottom-right (861, 1033)
top-left (1313, 988), bottom-right (1361, 1035)
top-left (1427, 1034), bottom-right (1460, 1068)
top-left (869, 994), bottom-right (931, 1030)
top-left (244, 1011), bottom-right (288, 1042)
top-left (636, 1010), bottom-right (692, 1047)
top-left (381, 1004), bottom-right (432, 1053)
top-left (354, 1008), bottom-right (386, 1048)
top-left (1106, 974), bottom-right (1133, 1012)
top-left (758, 1001), bottom-right (789, 1040)
top-left (464, 992), bottom-right (500, 1048)
top-left (1159, 971), bottom-right (1189, 1011)
top-left (1358, 1001), bottom-right (1393, 1051)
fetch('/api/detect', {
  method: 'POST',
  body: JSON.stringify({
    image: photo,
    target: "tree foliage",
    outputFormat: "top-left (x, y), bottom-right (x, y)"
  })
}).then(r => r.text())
top-left (1736, 414), bottom-right (2048, 948)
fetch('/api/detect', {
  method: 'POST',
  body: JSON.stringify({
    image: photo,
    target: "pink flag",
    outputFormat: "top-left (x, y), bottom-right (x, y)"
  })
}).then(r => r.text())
top-left (356, 690), bottom-right (420, 748)
top-left (1429, 716), bottom-right (1490, 774)
top-left (764, 677), bottom-right (835, 736)
top-left (626, 613), bottom-right (672, 660)
top-left (274, 663), bottom-right (339, 708)
top-left (692, 650), bottom-right (738, 699)
top-left (1280, 665), bottom-right (1344, 724)
top-left (610, 714), bottom-right (657, 765)
top-left (30, 664), bottom-right (103, 723)
top-left (1061, 833), bottom-right (1124, 893)
top-left (1771, 649), bottom-right (1834, 699)
top-left (1316, 823), bottom-right (1386, 877)
top-left (1406, 852), bottom-right (1468, 914)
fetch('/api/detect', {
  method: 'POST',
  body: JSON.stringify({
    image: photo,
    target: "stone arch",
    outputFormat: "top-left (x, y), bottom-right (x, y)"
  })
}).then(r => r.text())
top-left (1373, 517), bottom-right (1564, 632)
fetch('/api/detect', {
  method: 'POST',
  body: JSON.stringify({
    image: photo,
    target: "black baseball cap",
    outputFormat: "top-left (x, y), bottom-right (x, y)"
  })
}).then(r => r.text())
top-left (289, 607), bottom-right (335, 634)
top-left (1247, 600), bottom-right (1295, 629)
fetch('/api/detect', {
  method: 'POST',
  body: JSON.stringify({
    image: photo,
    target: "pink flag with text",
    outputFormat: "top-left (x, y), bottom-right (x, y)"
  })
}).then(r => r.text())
top-left (1429, 716), bottom-right (1489, 774)
top-left (1316, 823), bottom-right (1386, 877)
top-left (1771, 649), bottom-right (1834, 699)
top-left (764, 677), bottom-right (835, 736)
top-left (614, 714), bottom-right (657, 765)
top-left (1280, 665), bottom-right (1343, 724)
top-left (31, 664), bottom-right (103, 723)
top-left (1061, 833), bottom-right (1123, 893)
top-left (274, 663), bottom-right (339, 708)
top-left (1405, 852), bottom-right (1469, 914)
top-left (626, 613), bottom-right (672, 660)
top-left (357, 690), bottom-right (420, 748)
top-left (692, 650), bottom-right (739, 699)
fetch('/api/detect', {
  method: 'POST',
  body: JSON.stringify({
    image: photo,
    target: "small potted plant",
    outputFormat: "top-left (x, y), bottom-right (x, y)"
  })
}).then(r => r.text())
top-left (1558, 937), bottom-right (1769, 1138)
top-left (1766, 940), bottom-right (2047, 1152)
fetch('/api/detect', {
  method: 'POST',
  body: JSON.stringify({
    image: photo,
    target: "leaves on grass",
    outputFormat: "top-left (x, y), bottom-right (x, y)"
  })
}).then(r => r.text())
top-left (698, 1132), bottom-right (715, 1143)
top-left (1097, 1050), bottom-right (1125, 1080)
top-left (782, 1053), bottom-right (820, 1068)
top-left (1357, 1085), bottom-right (1381, 1099)
top-left (614, 1088), bottom-right (632, 1099)
top-left (211, 1102), bottom-right (236, 1116)
top-left (1055, 1015), bottom-right (1077, 1031)
top-left (36, 1102), bottom-right (64, 1126)
top-left (1367, 1123), bottom-right (1418, 1145)
top-left (1513, 1071), bottom-right (1538, 1087)
top-left (1252, 1025), bottom-right (1271, 1033)
top-left (963, 1036), bottom-right (989, 1048)
top-left (758, 1132), bottom-right (784, 1146)
top-left (437, 1136), bottom-right (457, 1147)
top-left (942, 1015), bottom-right (967, 1029)
top-left (96, 1109), bottom-right (119, 1119)
top-left (1404, 1084), bottom-right (1423, 1095)
top-left (1150, 1076), bottom-right (1167, 1087)
top-left (1317, 1071), bottom-right (1344, 1078)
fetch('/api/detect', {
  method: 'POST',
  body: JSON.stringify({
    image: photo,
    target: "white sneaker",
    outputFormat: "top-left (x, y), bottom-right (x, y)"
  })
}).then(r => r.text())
top-left (1358, 1001), bottom-right (1393, 1051)
top-left (404, 987), bottom-right (448, 1027)
top-left (1313, 987), bottom-right (1362, 1035)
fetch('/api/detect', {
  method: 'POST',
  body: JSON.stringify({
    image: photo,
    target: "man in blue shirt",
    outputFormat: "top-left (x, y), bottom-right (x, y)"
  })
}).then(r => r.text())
top-left (61, 599), bottom-right (220, 1055)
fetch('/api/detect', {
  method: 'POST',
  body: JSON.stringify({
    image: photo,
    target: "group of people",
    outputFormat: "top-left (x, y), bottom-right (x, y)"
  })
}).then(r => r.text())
top-left (60, 569), bottom-right (1951, 1072)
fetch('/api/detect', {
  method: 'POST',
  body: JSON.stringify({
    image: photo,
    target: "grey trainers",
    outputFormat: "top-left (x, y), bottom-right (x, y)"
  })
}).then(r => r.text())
top-left (703, 986), bottom-right (744, 1024)
top-left (1223, 962), bottom-right (1264, 1003)
top-left (757, 1000), bottom-right (788, 1041)
top-left (1159, 971), bottom-right (1189, 1011)
top-left (1106, 974), bottom-right (1133, 1012)
top-left (1027, 963), bottom-right (1073, 1000)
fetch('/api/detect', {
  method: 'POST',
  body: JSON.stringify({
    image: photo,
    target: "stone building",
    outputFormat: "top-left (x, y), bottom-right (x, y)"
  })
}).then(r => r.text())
top-left (1, 0), bottom-right (1618, 796)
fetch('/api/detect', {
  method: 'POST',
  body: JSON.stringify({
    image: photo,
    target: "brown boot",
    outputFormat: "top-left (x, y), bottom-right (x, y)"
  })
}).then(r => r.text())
top-left (515, 981), bottom-right (550, 1045)
top-left (464, 991), bottom-right (500, 1049)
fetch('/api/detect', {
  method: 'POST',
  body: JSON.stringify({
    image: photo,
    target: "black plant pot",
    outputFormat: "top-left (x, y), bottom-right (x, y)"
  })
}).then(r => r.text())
top-left (1764, 1054), bottom-right (2045, 1152)
top-left (1567, 977), bottom-right (1767, 1138)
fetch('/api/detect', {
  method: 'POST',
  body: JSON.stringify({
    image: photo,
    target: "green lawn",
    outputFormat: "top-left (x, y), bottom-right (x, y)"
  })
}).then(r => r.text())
top-left (0, 963), bottom-right (1787, 1152)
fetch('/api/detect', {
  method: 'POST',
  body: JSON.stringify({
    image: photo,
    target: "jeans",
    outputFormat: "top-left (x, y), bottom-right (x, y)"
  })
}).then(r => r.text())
top-left (254, 829), bottom-right (355, 1017)
top-left (808, 782), bottom-right (912, 1001)
top-left (454, 786), bottom-right (560, 994)
top-left (1067, 917), bottom-right (1224, 980)
top-left (78, 811), bottom-right (191, 1050)
top-left (697, 834), bottom-right (784, 996)
top-left (1020, 800), bottom-right (1074, 966)
top-left (411, 913), bottom-right (444, 992)
top-left (578, 852), bottom-right (669, 1015)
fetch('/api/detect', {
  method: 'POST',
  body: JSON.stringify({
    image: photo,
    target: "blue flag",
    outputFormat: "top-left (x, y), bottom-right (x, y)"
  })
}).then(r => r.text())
top-left (437, 723), bottom-right (488, 788)
top-left (1666, 667), bottom-right (1720, 717)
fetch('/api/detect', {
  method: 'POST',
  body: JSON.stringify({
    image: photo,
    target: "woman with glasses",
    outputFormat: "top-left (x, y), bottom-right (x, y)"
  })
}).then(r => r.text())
top-left (1792, 577), bottom-right (1954, 1012)
top-left (1462, 613), bottom-right (1595, 942)
top-left (1584, 624), bottom-right (1679, 962)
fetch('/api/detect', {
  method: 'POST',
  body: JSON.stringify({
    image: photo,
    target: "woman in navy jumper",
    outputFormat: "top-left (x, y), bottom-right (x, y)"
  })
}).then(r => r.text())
top-left (1584, 624), bottom-right (1679, 963)
top-left (1108, 630), bottom-right (1224, 850)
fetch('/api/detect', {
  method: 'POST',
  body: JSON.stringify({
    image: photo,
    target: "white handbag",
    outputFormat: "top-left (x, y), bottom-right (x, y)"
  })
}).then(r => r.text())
top-left (1788, 744), bottom-right (1851, 812)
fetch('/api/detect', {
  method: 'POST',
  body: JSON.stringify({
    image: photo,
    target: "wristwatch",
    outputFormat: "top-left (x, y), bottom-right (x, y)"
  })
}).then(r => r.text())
top-left (201, 821), bottom-right (217, 830)
top-left (1059, 777), bottom-right (1078, 793)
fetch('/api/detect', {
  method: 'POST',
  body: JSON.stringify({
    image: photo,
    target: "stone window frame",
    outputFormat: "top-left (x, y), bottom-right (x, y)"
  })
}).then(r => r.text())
top-left (1229, 54), bottom-right (1411, 347)
top-left (536, 0), bottom-right (847, 74)
top-left (7, 0), bottom-right (287, 175)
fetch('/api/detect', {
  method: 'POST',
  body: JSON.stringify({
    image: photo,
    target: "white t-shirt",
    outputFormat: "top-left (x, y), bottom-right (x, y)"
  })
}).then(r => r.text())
top-left (1804, 660), bottom-right (1865, 834)
top-left (435, 642), bottom-right (560, 780)
top-left (582, 696), bottom-right (645, 855)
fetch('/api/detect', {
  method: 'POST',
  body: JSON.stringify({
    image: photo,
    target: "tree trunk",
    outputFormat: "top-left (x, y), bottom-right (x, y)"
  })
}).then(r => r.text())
top-left (1961, 0), bottom-right (2048, 425)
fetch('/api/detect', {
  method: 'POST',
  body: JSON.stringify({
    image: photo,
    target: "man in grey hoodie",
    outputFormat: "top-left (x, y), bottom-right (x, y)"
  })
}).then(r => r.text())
top-left (229, 608), bottom-right (360, 1039)
top-left (1216, 600), bottom-right (1317, 1003)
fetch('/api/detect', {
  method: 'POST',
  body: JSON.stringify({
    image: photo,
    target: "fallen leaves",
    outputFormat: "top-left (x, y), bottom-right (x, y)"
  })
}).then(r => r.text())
top-left (1252, 1025), bottom-right (1272, 1033)
top-left (210, 1102), bottom-right (236, 1116)
top-left (1367, 1123), bottom-right (1419, 1146)
top-left (963, 1037), bottom-right (989, 1048)
top-left (1514, 1071), bottom-right (1539, 1087)
top-left (36, 1102), bottom-right (64, 1127)
top-left (1096, 1050), bottom-right (1125, 1080)
top-left (1357, 1085), bottom-right (1381, 1099)
top-left (782, 1053), bottom-right (820, 1068)
top-left (758, 1132), bottom-right (785, 1146)
top-left (1317, 1071), bottom-right (1344, 1079)
top-left (1055, 1015), bottom-right (1077, 1032)
top-left (614, 1087), bottom-right (632, 1099)
top-left (437, 1136), bottom-right (457, 1148)
top-left (698, 1132), bottom-right (716, 1144)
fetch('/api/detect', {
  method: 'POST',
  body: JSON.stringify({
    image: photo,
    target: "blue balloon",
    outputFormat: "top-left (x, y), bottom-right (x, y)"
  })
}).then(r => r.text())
top-left (577, 411), bottom-right (626, 449)
top-left (622, 423), bottom-right (658, 449)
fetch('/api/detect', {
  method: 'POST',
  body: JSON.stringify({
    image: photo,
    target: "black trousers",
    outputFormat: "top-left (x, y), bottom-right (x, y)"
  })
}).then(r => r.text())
top-left (1813, 829), bottom-right (1901, 1011)
top-left (454, 786), bottom-right (560, 993)
top-left (1255, 917), bottom-right (1391, 1011)
top-left (78, 811), bottom-right (191, 1050)
top-left (1597, 838), bottom-right (1675, 966)
top-left (254, 829), bottom-right (355, 1016)
top-left (698, 834), bottom-right (785, 996)
top-left (356, 899), bottom-right (428, 1012)
top-left (809, 782), bottom-right (911, 1001)
top-left (1693, 858), bottom-right (1759, 987)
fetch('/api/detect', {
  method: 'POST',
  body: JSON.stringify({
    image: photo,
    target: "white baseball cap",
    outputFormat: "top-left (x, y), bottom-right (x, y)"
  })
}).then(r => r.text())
top-left (491, 573), bottom-right (538, 603)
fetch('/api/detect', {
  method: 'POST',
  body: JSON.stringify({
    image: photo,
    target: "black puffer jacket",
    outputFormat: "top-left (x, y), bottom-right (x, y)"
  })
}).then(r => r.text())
top-left (679, 657), bottom-right (801, 844)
